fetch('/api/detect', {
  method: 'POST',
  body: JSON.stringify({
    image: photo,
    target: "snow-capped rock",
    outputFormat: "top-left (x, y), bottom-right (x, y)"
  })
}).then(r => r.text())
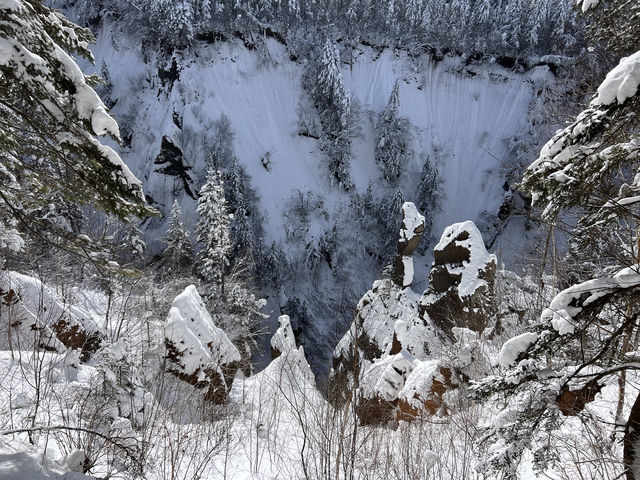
top-left (392, 202), bottom-right (425, 287)
top-left (164, 285), bottom-right (240, 402)
top-left (419, 221), bottom-right (497, 336)
top-left (0, 271), bottom-right (103, 360)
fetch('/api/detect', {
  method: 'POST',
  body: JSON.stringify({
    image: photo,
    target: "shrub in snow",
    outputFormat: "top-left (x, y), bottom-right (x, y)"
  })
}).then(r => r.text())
top-left (164, 285), bottom-right (240, 403)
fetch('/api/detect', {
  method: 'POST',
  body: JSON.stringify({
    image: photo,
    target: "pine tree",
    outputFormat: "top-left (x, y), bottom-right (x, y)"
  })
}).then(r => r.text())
top-left (310, 39), bottom-right (353, 190)
top-left (196, 168), bottom-right (232, 290)
top-left (206, 114), bottom-right (235, 171)
top-left (526, 0), bottom-right (549, 52)
top-left (502, 0), bottom-right (523, 53)
top-left (0, 0), bottom-right (154, 265)
top-left (415, 155), bottom-right (442, 251)
top-left (162, 199), bottom-right (193, 275)
top-left (474, 2), bottom-right (640, 476)
top-left (375, 80), bottom-right (411, 183)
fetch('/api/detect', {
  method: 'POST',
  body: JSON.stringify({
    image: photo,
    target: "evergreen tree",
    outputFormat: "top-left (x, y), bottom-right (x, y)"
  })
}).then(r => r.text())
top-left (475, 2), bottom-right (640, 476)
top-left (502, 0), bottom-right (523, 53)
top-left (526, 0), bottom-right (549, 52)
top-left (375, 80), bottom-right (411, 184)
top-left (162, 199), bottom-right (193, 275)
top-left (196, 168), bottom-right (232, 290)
top-left (309, 39), bottom-right (353, 190)
top-left (0, 0), bottom-right (154, 265)
top-left (415, 155), bottom-right (442, 251)
top-left (206, 114), bottom-right (235, 171)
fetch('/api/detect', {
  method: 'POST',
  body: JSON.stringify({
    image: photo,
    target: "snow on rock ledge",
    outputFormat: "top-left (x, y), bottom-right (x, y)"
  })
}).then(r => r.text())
top-left (420, 221), bottom-right (496, 336)
top-left (165, 285), bottom-right (240, 403)
top-left (392, 202), bottom-right (425, 287)
top-left (0, 271), bottom-right (103, 360)
top-left (269, 315), bottom-right (315, 385)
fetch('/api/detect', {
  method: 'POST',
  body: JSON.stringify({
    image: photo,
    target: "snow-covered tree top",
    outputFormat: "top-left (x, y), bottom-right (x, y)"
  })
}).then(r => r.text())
top-left (165, 285), bottom-right (240, 375)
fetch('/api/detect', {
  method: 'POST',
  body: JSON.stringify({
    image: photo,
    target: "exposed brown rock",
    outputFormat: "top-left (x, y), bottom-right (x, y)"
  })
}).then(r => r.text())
top-left (392, 202), bottom-right (425, 287)
top-left (357, 366), bottom-right (456, 425)
top-left (556, 379), bottom-right (602, 416)
top-left (52, 319), bottom-right (103, 362)
top-left (165, 338), bottom-right (239, 404)
top-left (420, 222), bottom-right (496, 337)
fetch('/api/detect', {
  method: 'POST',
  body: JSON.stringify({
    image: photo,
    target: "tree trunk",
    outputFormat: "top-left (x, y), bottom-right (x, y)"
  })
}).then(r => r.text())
top-left (625, 391), bottom-right (640, 479)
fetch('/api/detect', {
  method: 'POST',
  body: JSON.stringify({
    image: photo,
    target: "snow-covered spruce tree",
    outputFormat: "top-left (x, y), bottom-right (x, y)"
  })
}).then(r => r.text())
top-left (162, 199), bottom-right (193, 275)
top-left (0, 0), bottom-right (154, 265)
top-left (206, 113), bottom-right (235, 171)
top-left (375, 80), bottom-right (411, 184)
top-left (473, 2), bottom-right (640, 477)
top-left (226, 160), bottom-right (263, 262)
top-left (196, 168), bottom-right (232, 292)
top-left (415, 155), bottom-right (442, 251)
top-left (148, 0), bottom-right (212, 48)
top-left (306, 39), bottom-right (353, 190)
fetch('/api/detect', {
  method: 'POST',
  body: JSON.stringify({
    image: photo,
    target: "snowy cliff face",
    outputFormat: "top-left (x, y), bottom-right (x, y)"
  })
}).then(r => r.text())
top-left (88, 35), bottom-right (545, 243)
top-left (83, 28), bottom-right (555, 371)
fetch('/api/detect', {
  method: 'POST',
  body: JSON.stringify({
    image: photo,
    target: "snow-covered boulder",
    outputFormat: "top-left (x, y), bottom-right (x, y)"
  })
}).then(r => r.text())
top-left (420, 221), bottom-right (497, 336)
top-left (164, 285), bottom-right (241, 403)
top-left (392, 202), bottom-right (425, 287)
top-left (357, 351), bottom-right (455, 424)
top-left (0, 271), bottom-right (103, 360)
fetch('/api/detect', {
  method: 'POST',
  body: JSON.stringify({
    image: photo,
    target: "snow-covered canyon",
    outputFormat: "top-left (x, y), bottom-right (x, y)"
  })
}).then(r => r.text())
top-left (86, 28), bottom-right (554, 371)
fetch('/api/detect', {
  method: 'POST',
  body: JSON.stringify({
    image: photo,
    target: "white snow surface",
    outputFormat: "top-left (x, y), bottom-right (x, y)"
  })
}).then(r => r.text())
top-left (165, 285), bottom-right (240, 375)
top-left (402, 255), bottom-right (414, 287)
top-left (0, 439), bottom-right (91, 480)
top-left (594, 50), bottom-right (640, 106)
top-left (579, 0), bottom-right (600, 12)
top-left (434, 220), bottom-right (496, 297)
top-left (498, 332), bottom-right (538, 367)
